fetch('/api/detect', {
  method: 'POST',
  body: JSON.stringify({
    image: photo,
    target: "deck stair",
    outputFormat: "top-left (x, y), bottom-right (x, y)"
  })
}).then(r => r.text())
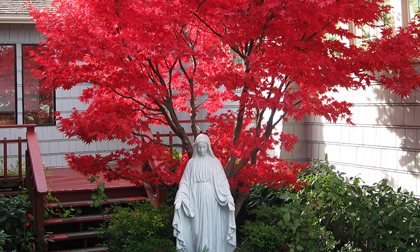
top-left (42, 167), bottom-right (150, 251)
top-left (1, 125), bottom-right (167, 252)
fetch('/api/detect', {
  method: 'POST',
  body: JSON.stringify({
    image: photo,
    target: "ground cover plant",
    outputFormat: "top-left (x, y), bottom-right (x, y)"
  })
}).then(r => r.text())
top-left (240, 156), bottom-right (420, 252)
top-left (29, 0), bottom-right (420, 215)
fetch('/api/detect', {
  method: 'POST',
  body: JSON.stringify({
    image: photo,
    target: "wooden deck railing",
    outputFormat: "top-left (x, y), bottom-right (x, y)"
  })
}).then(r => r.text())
top-left (153, 119), bottom-right (208, 155)
top-left (0, 124), bottom-right (33, 184)
top-left (0, 124), bottom-right (47, 247)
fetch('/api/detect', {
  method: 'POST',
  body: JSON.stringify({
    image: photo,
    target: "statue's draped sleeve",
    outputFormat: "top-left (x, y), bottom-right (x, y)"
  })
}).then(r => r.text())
top-left (174, 161), bottom-right (195, 217)
top-left (173, 161), bottom-right (194, 251)
top-left (213, 159), bottom-right (235, 211)
top-left (212, 159), bottom-right (236, 247)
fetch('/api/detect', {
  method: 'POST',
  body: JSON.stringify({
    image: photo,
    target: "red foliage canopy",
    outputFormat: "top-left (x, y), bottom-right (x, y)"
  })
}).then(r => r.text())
top-left (30, 0), bottom-right (420, 211)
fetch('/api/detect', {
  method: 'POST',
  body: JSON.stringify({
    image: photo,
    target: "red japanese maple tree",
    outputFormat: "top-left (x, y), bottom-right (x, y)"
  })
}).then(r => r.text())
top-left (30, 0), bottom-right (420, 214)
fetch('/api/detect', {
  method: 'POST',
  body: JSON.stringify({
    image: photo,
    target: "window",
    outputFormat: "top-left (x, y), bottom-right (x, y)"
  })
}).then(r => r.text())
top-left (409, 0), bottom-right (419, 17)
top-left (0, 44), bottom-right (54, 125)
top-left (350, 0), bottom-right (392, 47)
top-left (0, 45), bottom-right (16, 125)
top-left (402, 0), bottom-right (420, 27)
top-left (347, 0), bottom-right (420, 45)
top-left (22, 45), bottom-right (54, 125)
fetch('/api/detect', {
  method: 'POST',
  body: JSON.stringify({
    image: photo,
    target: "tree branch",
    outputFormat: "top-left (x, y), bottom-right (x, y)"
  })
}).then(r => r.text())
top-left (192, 13), bottom-right (223, 38)
top-left (178, 58), bottom-right (199, 138)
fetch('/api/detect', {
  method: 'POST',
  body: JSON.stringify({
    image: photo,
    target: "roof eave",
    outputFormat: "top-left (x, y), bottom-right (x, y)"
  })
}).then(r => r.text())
top-left (0, 15), bottom-right (34, 24)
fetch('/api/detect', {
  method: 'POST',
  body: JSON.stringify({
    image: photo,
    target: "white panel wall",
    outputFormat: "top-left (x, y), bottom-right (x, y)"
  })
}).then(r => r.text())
top-left (282, 82), bottom-right (420, 197)
top-left (0, 24), bottom-right (132, 168)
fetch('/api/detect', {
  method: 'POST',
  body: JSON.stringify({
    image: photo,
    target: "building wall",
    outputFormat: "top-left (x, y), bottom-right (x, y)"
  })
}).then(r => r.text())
top-left (0, 23), bottom-right (131, 168)
top-left (282, 82), bottom-right (420, 197)
top-left (280, 0), bottom-right (420, 196)
top-left (0, 23), bottom-right (210, 168)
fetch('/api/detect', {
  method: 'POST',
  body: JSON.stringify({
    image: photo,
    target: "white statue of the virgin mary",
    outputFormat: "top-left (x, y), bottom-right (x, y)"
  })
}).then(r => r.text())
top-left (173, 134), bottom-right (236, 252)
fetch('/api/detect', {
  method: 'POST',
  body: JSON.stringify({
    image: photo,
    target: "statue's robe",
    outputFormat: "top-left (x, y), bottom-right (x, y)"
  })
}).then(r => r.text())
top-left (173, 156), bottom-right (236, 252)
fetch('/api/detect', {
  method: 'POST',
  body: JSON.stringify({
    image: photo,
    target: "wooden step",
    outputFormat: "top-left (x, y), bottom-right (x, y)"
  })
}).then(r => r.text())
top-left (48, 187), bottom-right (148, 202)
top-left (44, 214), bottom-right (112, 225)
top-left (50, 246), bottom-right (108, 252)
top-left (48, 230), bottom-right (100, 242)
top-left (0, 180), bottom-right (24, 197)
top-left (46, 196), bottom-right (147, 209)
top-left (0, 190), bottom-right (21, 197)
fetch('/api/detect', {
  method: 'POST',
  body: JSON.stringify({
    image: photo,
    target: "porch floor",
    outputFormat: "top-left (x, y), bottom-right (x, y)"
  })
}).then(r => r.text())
top-left (45, 168), bottom-right (137, 192)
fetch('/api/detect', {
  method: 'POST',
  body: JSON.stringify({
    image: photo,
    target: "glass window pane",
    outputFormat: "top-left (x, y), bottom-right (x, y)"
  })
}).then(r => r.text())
top-left (0, 45), bottom-right (16, 125)
top-left (353, 0), bottom-right (392, 47)
top-left (410, 0), bottom-right (420, 19)
top-left (22, 45), bottom-right (54, 125)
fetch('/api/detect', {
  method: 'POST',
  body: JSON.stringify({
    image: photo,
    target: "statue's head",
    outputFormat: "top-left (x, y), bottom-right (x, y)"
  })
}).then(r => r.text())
top-left (193, 134), bottom-right (216, 158)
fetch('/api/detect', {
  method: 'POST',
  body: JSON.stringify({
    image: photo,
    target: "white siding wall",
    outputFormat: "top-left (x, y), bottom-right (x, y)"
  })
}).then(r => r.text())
top-left (0, 24), bottom-right (131, 168)
top-left (282, 82), bottom-right (420, 197)
top-left (281, 0), bottom-right (420, 196)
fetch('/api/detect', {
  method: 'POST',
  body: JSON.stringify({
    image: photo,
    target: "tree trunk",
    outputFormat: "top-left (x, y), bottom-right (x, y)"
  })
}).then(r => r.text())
top-left (235, 192), bottom-right (247, 218)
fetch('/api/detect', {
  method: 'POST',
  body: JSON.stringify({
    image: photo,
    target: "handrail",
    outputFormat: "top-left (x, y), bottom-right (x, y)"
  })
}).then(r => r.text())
top-left (23, 127), bottom-right (48, 251)
top-left (0, 124), bottom-right (36, 129)
top-left (26, 132), bottom-right (48, 194)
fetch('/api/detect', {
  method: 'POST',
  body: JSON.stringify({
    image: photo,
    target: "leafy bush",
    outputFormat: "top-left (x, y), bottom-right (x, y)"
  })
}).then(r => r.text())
top-left (99, 201), bottom-right (175, 252)
top-left (240, 156), bottom-right (420, 252)
top-left (0, 191), bottom-right (36, 251)
top-left (240, 184), bottom-right (337, 252)
top-left (0, 230), bottom-right (11, 252)
top-left (301, 158), bottom-right (420, 251)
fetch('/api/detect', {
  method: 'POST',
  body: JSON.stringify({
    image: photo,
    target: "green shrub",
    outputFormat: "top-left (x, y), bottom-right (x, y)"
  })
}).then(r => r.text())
top-left (240, 185), bottom-right (337, 252)
top-left (0, 191), bottom-right (36, 251)
top-left (0, 230), bottom-right (11, 252)
top-left (118, 237), bottom-right (176, 252)
top-left (99, 201), bottom-right (175, 252)
top-left (301, 158), bottom-right (420, 251)
top-left (241, 156), bottom-right (420, 252)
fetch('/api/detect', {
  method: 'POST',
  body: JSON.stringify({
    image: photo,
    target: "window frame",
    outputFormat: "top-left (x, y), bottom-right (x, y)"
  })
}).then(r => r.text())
top-left (402, 0), bottom-right (420, 27)
top-left (21, 43), bottom-right (56, 126)
top-left (0, 44), bottom-right (18, 125)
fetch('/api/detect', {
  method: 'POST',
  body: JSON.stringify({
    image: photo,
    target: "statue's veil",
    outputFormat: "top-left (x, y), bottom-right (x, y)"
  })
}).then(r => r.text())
top-left (192, 134), bottom-right (216, 158)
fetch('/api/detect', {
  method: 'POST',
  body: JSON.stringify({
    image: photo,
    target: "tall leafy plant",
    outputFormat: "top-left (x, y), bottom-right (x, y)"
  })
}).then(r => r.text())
top-left (0, 191), bottom-right (36, 251)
